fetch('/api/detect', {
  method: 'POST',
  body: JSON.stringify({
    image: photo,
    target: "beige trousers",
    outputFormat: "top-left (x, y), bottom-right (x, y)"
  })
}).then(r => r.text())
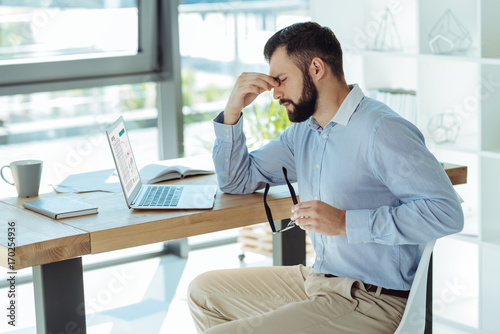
top-left (188, 265), bottom-right (407, 334)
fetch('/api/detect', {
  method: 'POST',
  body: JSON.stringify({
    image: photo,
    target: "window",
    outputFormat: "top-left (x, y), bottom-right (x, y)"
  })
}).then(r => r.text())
top-left (0, 1), bottom-right (138, 63)
top-left (0, 0), bottom-right (183, 196)
top-left (0, 82), bottom-right (159, 197)
top-left (178, 0), bottom-right (310, 157)
top-left (178, 0), bottom-right (310, 245)
top-left (0, 0), bottom-right (156, 92)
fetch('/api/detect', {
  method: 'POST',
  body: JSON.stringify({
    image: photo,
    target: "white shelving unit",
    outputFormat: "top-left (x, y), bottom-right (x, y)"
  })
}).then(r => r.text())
top-left (312, 0), bottom-right (500, 332)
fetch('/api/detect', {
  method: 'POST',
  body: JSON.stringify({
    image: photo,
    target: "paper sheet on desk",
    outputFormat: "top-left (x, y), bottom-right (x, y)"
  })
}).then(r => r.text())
top-left (52, 169), bottom-right (122, 193)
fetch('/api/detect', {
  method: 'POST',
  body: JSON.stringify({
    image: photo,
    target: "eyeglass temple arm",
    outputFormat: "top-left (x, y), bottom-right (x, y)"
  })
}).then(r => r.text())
top-left (282, 167), bottom-right (298, 205)
top-left (264, 183), bottom-right (276, 233)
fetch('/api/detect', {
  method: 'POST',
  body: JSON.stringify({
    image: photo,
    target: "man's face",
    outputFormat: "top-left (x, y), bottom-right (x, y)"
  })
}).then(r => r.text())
top-left (269, 47), bottom-right (318, 123)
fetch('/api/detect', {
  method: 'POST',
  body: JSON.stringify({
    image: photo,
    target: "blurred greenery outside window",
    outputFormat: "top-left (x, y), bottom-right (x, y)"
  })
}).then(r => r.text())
top-left (0, 0), bottom-right (310, 172)
top-left (179, 0), bottom-right (309, 156)
top-left (0, 0), bottom-right (310, 282)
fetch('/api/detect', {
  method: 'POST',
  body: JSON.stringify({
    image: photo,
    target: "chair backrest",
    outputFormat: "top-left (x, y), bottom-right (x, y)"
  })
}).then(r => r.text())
top-left (394, 239), bottom-right (436, 334)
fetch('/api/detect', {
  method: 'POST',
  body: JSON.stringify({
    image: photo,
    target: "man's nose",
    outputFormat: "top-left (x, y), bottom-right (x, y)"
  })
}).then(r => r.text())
top-left (273, 87), bottom-right (282, 100)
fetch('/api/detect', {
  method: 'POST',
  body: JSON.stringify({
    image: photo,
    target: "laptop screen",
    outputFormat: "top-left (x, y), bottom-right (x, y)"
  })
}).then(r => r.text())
top-left (107, 118), bottom-right (141, 199)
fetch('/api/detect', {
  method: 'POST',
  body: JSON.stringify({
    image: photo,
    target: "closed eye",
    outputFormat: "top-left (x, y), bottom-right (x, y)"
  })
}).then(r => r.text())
top-left (275, 77), bottom-right (286, 86)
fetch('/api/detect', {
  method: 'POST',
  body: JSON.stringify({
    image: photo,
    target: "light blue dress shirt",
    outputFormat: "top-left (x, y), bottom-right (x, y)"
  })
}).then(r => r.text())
top-left (213, 84), bottom-right (464, 290)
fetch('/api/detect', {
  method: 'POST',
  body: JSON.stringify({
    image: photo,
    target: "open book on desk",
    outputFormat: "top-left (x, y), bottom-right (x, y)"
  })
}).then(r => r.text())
top-left (140, 164), bottom-right (215, 184)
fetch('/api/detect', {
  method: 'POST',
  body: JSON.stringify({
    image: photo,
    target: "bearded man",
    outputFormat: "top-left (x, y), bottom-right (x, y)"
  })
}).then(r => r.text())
top-left (188, 21), bottom-right (463, 334)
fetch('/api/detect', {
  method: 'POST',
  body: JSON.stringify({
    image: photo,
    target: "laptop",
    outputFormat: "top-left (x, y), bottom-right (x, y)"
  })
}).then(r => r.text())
top-left (106, 116), bottom-right (217, 209)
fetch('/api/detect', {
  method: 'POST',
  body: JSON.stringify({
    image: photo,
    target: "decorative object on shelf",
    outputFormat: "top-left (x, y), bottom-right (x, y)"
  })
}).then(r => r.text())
top-left (428, 9), bottom-right (472, 54)
top-left (372, 7), bottom-right (403, 52)
top-left (427, 113), bottom-right (461, 144)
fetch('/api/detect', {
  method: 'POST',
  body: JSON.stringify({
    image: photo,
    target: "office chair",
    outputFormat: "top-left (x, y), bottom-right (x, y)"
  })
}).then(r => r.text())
top-left (394, 239), bottom-right (436, 334)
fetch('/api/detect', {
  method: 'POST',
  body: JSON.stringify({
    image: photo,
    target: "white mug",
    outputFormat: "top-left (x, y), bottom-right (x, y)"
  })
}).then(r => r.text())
top-left (1, 160), bottom-right (43, 197)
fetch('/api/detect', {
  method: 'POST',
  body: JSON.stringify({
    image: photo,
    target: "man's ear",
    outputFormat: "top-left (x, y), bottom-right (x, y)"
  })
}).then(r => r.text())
top-left (309, 57), bottom-right (326, 82)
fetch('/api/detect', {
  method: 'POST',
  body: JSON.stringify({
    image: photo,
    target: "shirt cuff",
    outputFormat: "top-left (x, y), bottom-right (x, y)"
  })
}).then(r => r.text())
top-left (346, 209), bottom-right (373, 244)
top-left (213, 111), bottom-right (244, 143)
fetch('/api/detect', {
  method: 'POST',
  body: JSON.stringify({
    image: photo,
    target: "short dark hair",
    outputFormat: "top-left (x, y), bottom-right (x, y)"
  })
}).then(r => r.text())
top-left (263, 22), bottom-right (344, 80)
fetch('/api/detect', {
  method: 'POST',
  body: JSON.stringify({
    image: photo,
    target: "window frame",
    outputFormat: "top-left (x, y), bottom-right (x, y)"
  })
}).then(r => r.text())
top-left (0, 0), bottom-right (158, 95)
top-left (0, 0), bottom-right (184, 159)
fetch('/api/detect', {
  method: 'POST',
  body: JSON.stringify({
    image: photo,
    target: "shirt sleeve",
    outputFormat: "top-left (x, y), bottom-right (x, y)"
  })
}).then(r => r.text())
top-left (212, 111), bottom-right (296, 194)
top-left (346, 115), bottom-right (464, 245)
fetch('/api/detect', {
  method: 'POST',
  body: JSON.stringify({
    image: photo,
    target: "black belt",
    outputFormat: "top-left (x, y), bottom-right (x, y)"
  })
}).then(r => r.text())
top-left (324, 274), bottom-right (410, 299)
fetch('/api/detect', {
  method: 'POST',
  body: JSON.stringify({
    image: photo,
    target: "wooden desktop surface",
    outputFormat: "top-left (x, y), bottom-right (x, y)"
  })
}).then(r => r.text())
top-left (0, 161), bottom-right (467, 270)
top-left (0, 201), bottom-right (90, 270)
top-left (0, 174), bottom-right (293, 269)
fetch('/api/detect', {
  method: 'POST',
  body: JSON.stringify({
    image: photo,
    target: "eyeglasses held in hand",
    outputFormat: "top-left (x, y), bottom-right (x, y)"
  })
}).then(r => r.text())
top-left (264, 167), bottom-right (298, 234)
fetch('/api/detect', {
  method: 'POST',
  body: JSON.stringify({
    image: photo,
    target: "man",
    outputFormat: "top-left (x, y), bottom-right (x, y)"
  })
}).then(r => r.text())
top-left (188, 22), bottom-right (463, 334)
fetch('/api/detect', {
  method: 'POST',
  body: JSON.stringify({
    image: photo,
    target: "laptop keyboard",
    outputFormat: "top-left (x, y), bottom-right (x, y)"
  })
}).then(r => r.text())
top-left (139, 186), bottom-right (184, 207)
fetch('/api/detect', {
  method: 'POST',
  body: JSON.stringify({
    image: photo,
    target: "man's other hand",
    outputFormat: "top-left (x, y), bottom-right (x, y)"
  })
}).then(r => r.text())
top-left (223, 72), bottom-right (279, 125)
top-left (290, 200), bottom-right (347, 236)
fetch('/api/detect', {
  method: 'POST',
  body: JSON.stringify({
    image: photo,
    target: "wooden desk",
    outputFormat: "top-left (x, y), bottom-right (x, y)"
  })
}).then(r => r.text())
top-left (2, 174), bottom-right (293, 259)
top-left (0, 161), bottom-right (467, 333)
top-left (440, 163), bottom-right (467, 186)
top-left (0, 202), bottom-right (90, 270)
top-left (0, 172), bottom-right (294, 334)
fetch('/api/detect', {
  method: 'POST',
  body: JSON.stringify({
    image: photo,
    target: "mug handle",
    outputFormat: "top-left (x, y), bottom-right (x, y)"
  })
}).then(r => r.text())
top-left (1, 165), bottom-right (15, 185)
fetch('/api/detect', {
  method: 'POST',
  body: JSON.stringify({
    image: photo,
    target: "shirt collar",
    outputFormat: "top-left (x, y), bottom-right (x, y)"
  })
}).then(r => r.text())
top-left (331, 84), bottom-right (364, 127)
top-left (306, 84), bottom-right (365, 130)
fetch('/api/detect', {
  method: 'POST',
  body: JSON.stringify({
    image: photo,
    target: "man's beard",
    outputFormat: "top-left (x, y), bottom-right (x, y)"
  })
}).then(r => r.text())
top-left (280, 71), bottom-right (318, 123)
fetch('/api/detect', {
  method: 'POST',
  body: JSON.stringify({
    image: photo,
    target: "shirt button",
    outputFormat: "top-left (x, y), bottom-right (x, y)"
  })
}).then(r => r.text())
top-left (225, 158), bottom-right (229, 163)
top-left (316, 257), bottom-right (321, 261)
top-left (314, 196), bottom-right (319, 200)
top-left (323, 134), bottom-right (328, 139)
top-left (316, 164), bottom-right (320, 169)
top-left (225, 129), bottom-right (229, 133)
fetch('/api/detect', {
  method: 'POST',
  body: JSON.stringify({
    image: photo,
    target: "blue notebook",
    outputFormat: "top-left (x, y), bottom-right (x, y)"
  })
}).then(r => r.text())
top-left (23, 197), bottom-right (98, 219)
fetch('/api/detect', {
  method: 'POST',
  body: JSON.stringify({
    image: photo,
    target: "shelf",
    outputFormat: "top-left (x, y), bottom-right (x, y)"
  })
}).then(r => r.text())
top-left (451, 235), bottom-right (500, 249)
top-left (480, 64), bottom-right (500, 152)
top-left (434, 316), bottom-right (481, 334)
top-left (312, 0), bottom-right (500, 331)
top-left (480, 0), bottom-right (500, 58)
top-left (481, 57), bottom-right (500, 65)
top-left (448, 233), bottom-right (480, 244)
top-left (434, 236), bottom-right (479, 328)
top-left (480, 156), bottom-right (500, 240)
top-left (481, 245), bottom-right (500, 331)
top-left (482, 238), bottom-right (500, 248)
top-left (435, 297), bottom-right (479, 329)
top-left (418, 58), bottom-right (480, 152)
top-left (480, 149), bottom-right (500, 159)
top-left (357, 50), bottom-right (418, 58)
top-left (418, 52), bottom-right (481, 64)
top-left (346, 42), bottom-right (500, 66)
top-left (362, 55), bottom-right (417, 91)
top-left (312, 0), bottom-right (418, 54)
top-left (345, 39), bottom-right (500, 66)
top-left (426, 137), bottom-right (481, 155)
top-left (423, 149), bottom-right (479, 240)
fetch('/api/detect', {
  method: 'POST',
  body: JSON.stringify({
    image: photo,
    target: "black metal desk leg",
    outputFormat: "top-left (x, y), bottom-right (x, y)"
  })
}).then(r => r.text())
top-left (163, 238), bottom-right (189, 259)
top-left (272, 219), bottom-right (306, 266)
top-left (33, 257), bottom-right (87, 334)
